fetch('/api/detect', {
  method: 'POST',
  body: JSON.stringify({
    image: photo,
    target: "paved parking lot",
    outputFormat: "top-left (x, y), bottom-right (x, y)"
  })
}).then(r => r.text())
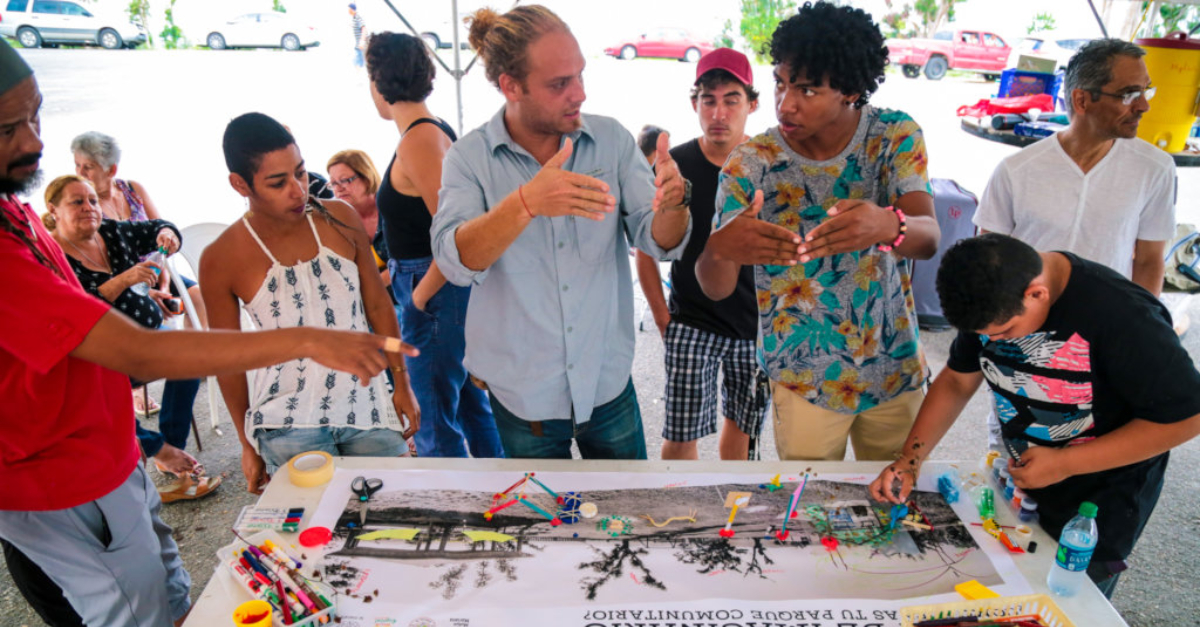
top-left (3, 44), bottom-right (1198, 626)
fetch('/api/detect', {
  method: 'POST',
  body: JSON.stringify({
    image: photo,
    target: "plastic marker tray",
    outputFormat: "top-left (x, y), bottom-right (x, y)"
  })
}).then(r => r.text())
top-left (217, 530), bottom-right (336, 627)
top-left (900, 593), bottom-right (1074, 627)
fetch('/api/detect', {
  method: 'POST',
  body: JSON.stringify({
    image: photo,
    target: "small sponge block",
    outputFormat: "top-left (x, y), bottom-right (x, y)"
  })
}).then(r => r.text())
top-left (954, 579), bottom-right (1000, 600)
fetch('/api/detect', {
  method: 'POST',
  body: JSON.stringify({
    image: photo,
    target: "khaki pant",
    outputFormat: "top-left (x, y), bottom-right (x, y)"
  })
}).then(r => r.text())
top-left (771, 381), bottom-right (924, 461)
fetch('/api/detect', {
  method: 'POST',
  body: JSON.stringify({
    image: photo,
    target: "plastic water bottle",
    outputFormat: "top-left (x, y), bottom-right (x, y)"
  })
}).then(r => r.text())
top-left (130, 247), bottom-right (166, 296)
top-left (1047, 501), bottom-right (1099, 597)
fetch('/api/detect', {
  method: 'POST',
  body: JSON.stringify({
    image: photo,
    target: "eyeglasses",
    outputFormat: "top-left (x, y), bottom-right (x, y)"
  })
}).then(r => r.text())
top-left (1091, 86), bottom-right (1156, 106)
top-left (328, 174), bottom-right (360, 189)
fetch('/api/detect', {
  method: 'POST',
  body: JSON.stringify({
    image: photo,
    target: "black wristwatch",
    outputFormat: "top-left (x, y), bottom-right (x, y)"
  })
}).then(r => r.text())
top-left (681, 178), bottom-right (693, 207)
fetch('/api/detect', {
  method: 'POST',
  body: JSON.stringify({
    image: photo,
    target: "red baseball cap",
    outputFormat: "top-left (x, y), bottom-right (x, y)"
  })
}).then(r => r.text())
top-left (695, 48), bottom-right (753, 86)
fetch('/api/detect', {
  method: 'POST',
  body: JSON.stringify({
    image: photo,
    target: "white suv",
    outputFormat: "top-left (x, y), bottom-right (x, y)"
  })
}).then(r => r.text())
top-left (0, 0), bottom-right (146, 49)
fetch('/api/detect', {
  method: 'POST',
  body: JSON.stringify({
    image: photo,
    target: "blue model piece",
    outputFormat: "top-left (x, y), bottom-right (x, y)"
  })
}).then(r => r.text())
top-left (937, 470), bottom-right (961, 504)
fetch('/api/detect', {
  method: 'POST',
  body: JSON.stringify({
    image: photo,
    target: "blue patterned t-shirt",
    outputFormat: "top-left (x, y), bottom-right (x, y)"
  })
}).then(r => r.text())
top-left (713, 106), bottom-right (931, 413)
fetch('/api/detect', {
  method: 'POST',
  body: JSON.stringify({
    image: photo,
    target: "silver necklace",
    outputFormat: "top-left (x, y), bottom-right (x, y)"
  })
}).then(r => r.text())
top-left (64, 234), bottom-right (112, 273)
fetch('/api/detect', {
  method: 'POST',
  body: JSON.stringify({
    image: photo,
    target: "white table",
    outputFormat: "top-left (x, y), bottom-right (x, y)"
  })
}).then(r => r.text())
top-left (185, 458), bottom-right (1128, 626)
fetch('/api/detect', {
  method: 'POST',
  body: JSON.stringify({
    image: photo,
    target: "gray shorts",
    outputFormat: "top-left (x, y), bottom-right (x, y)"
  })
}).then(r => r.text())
top-left (0, 463), bottom-right (191, 626)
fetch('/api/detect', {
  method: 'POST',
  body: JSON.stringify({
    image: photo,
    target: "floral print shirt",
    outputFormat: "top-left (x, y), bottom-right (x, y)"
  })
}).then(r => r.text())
top-left (713, 106), bottom-right (931, 413)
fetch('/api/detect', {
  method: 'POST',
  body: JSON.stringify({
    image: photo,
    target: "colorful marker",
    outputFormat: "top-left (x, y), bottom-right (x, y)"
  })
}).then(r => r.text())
top-left (776, 475), bottom-right (809, 540)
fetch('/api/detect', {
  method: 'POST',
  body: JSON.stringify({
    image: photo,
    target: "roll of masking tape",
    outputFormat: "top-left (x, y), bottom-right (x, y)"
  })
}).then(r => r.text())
top-left (287, 451), bottom-right (335, 487)
top-left (1014, 524), bottom-right (1033, 544)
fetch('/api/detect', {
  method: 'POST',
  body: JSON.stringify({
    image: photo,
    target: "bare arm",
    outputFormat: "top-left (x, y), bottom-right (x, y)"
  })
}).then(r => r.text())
top-left (1011, 413), bottom-right (1200, 490)
top-left (634, 249), bottom-right (670, 337)
top-left (647, 133), bottom-right (690, 251)
top-left (129, 181), bottom-right (163, 221)
top-left (197, 243), bottom-right (265, 489)
top-left (800, 190), bottom-right (939, 262)
top-left (452, 138), bottom-right (614, 272)
top-left (1131, 239), bottom-right (1166, 297)
top-left (454, 191), bottom-right (535, 272)
top-left (335, 201), bottom-right (420, 438)
top-left (400, 128), bottom-right (452, 309)
top-left (70, 310), bottom-right (399, 389)
top-left (95, 262), bottom-right (158, 302)
top-left (869, 367), bottom-right (984, 503)
top-left (696, 190), bottom-right (800, 300)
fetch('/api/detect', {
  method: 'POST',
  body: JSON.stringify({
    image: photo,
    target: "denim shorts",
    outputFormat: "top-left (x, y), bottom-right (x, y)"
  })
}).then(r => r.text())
top-left (256, 426), bottom-right (407, 470)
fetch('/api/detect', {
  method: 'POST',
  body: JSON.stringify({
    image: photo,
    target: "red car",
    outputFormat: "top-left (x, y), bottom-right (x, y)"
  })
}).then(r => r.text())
top-left (604, 28), bottom-right (714, 62)
top-left (887, 30), bottom-right (1011, 80)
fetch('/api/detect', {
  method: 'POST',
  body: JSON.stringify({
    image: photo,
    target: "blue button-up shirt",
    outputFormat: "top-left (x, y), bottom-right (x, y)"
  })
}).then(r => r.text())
top-left (432, 108), bottom-right (691, 423)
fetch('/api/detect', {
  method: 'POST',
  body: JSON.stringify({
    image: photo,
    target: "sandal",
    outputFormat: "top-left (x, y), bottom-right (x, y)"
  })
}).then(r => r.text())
top-left (159, 474), bottom-right (221, 503)
top-left (133, 389), bottom-right (161, 418)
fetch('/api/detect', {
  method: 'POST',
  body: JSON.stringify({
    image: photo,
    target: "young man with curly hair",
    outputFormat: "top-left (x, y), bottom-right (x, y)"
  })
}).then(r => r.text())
top-left (697, 1), bottom-right (940, 461)
top-left (871, 233), bottom-right (1200, 597)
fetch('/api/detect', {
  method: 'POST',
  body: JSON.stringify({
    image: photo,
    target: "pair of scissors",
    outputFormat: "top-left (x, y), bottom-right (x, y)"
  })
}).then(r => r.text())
top-left (351, 476), bottom-right (383, 526)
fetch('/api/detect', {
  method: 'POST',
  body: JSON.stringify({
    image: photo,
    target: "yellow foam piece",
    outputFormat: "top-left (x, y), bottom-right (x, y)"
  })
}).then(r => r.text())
top-left (357, 528), bottom-right (421, 541)
top-left (463, 530), bottom-right (515, 543)
top-left (955, 579), bottom-right (1000, 600)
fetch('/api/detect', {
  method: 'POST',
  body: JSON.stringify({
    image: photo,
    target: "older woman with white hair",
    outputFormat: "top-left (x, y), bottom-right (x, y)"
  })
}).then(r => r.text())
top-left (71, 131), bottom-right (162, 222)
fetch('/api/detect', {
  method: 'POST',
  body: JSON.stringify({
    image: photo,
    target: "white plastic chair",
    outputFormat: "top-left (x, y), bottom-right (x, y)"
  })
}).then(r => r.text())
top-left (169, 222), bottom-right (231, 433)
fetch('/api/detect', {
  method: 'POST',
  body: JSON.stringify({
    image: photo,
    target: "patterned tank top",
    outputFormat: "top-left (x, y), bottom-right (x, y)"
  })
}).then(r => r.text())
top-left (113, 179), bottom-right (149, 222)
top-left (240, 208), bottom-right (401, 447)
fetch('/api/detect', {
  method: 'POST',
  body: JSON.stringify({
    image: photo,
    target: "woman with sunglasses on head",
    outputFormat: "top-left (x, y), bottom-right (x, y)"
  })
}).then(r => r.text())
top-left (368, 32), bottom-right (503, 459)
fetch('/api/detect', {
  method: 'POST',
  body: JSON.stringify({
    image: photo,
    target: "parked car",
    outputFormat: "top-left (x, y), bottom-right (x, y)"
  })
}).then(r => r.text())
top-left (203, 12), bottom-right (318, 51)
top-left (604, 28), bottom-right (713, 62)
top-left (0, 0), bottom-right (146, 49)
top-left (1006, 32), bottom-right (1094, 73)
top-left (887, 29), bottom-right (1011, 80)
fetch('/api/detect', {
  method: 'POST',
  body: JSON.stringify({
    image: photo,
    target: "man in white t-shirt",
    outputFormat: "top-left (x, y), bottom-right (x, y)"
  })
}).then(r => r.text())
top-left (976, 38), bottom-right (1175, 296)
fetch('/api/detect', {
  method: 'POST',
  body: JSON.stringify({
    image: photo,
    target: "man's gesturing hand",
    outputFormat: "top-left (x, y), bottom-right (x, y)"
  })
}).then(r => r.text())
top-left (522, 137), bottom-right (616, 222)
top-left (704, 190), bottom-right (802, 266)
top-left (652, 132), bottom-right (686, 212)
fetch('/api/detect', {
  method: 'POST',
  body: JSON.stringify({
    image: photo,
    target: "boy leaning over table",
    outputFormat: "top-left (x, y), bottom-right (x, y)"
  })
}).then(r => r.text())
top-left (869, 233), bottom-right (1200, 598)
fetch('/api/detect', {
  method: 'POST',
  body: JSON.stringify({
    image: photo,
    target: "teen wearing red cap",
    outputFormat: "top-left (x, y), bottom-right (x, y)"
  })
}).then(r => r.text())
top-left (636, 47), bottom-right (769, 461)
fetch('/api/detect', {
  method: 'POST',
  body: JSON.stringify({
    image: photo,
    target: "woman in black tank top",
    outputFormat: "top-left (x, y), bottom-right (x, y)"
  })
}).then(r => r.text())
top-left (367, 32), bottom-right (504, 459)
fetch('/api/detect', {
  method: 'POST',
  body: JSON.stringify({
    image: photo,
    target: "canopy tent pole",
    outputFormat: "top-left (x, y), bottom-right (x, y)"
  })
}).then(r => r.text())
top-left (377, 0), bottom-right (520, 136)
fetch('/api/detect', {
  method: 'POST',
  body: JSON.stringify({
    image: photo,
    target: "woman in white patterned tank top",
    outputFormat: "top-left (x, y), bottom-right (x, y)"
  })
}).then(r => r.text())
top-left (200, 113), bottom-right (420, 494)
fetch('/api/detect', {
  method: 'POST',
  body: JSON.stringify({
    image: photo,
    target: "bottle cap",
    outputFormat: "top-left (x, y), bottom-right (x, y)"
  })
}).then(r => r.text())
top-left (1020, 496), bottom-right (1038, 511)
top-left (1079, 501), bottom-right (1098, 518)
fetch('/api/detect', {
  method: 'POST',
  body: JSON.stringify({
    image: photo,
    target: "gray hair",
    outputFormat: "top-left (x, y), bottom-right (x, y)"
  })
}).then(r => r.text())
top-left (70, 131), bottom-right (121, 170)
top-left (1064, 38), bottom-right (1146, 115)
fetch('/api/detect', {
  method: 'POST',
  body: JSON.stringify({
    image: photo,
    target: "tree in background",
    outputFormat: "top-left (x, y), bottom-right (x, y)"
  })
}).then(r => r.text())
top-left (273, 0), bottom-right (287, 13)
top-left (732, 0), bottom-right (796, 63)
top-left (717, 18), bottom-right (736, 49)
top-left (126, 0), bottom-right (152, 47)
top-left (881, 0), bottom-right (965, 39)
top-left (160, 0), bottom-right (183, 49)
top-left (881, 5), bottom-right (914, 39)
top-left (1146, 2), bottom-right (1200, 37)
top-left (912, 0), bottom-right (966, 38)
top-left (1027, 11), bottom-right (1057, 34)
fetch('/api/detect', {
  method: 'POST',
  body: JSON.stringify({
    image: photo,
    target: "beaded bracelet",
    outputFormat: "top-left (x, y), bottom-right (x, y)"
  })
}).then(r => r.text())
top-left (878, 205), bottom-right (907, 252)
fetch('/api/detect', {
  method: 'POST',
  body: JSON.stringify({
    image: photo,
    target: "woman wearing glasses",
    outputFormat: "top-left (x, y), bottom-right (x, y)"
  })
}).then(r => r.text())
top-left (368, 32), bottom-right (504, 459)
top-left (327, 150), bottom-right (389, 283)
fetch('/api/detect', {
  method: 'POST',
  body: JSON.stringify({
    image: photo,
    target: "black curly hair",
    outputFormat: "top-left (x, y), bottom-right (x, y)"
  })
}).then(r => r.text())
top-left (367, 32), bottom-right (435, 104)
top-left (936, 234), bottom-right (1044, 332)
top-left (769, 1), bottom-right (888, 109)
